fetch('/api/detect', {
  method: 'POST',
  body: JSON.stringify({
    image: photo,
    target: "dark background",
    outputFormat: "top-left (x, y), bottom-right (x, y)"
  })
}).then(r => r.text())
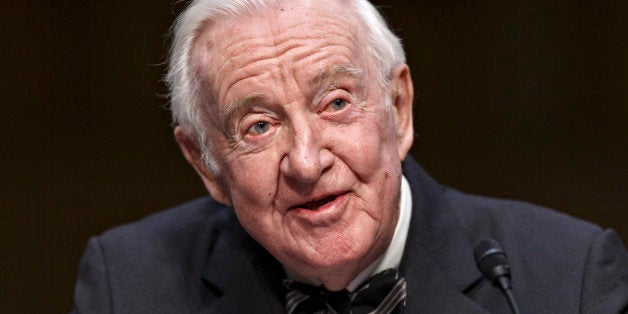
top-left (2, 0), bottom-right (626, 312)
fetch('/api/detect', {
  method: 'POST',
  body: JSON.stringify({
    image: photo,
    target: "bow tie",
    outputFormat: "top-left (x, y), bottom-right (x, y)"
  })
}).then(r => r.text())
top-left (284, 268), bottom-right (407, 314)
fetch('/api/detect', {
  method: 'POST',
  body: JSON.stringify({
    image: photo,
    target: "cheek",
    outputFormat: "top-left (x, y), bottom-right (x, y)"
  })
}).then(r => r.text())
top-left (227, 157), bottom-right (281, 243)
top-left (334, 112), bottom-right (402, 217)
top-left (333, 113), bottom-right (400, 172)
top-left (226, 154), bottom-right (280, 208)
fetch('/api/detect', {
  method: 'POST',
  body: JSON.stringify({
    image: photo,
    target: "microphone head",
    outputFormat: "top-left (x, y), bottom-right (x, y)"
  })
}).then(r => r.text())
top-left (473, 238), bottom-right (511, 283)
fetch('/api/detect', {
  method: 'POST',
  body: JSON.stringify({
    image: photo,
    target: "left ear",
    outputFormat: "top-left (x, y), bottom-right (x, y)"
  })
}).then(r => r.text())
top-left (389, 64), bottom-right (414, 160)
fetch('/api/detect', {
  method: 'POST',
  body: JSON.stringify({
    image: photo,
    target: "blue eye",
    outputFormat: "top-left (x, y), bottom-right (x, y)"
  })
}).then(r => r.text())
top-left (331, 98), bottom-right (347, 111)
top-left (250, 121), bottom-right (270, 134)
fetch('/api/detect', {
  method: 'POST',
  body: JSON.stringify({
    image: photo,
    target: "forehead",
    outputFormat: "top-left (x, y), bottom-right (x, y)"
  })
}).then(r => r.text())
top-left (191, 0), bottom-right (367, 100)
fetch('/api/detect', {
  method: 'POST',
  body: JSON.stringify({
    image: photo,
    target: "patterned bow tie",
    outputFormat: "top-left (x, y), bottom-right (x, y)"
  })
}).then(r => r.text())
top-left (284, 268), bottom-right (407, 314)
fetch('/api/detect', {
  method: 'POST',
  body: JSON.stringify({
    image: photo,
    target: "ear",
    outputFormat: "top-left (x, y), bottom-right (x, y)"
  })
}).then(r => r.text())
top-left (174, 126), bottom-right (232, 206)
top-left (389, 64), bottom-right (415, 160)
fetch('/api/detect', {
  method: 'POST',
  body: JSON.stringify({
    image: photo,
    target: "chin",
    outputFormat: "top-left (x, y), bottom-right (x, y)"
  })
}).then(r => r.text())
top-left (290, 234), bottom-right (379, 274)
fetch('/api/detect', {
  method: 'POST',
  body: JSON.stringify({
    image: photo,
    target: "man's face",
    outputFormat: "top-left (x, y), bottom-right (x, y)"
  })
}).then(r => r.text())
top-left (183, 0), bottom-right (413, 287)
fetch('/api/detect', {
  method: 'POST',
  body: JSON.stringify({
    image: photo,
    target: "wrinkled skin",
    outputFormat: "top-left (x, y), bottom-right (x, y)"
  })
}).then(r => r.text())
top-left (175, 0), bottom-right (414, 290)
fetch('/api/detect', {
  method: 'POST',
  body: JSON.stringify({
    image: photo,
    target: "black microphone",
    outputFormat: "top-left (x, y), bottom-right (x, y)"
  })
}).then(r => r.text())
top-left (473, 238), bottom-right (521, 314)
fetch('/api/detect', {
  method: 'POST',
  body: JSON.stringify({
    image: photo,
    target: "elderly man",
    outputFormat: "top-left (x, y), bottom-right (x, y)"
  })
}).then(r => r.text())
top-left (73, 0), bottom-right (627, 313)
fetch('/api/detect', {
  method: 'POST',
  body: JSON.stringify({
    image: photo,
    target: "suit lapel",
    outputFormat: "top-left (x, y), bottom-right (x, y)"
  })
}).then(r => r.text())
top-left (401, 239), bottom-right (488, 313)
top-left (400, 157), bottom-right (487, 313)
top-left (198, 215), bottom-right (285, 313)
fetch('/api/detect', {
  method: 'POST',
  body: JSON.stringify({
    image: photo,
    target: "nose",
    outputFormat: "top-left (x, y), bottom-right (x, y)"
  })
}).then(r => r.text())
top-left (280, 119), bottom-right (334, 185)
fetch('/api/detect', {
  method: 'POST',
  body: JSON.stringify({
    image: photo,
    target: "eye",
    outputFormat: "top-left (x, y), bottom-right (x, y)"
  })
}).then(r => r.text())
top-left (330, 98), bottom-right (347, 111)
top-left (248, 121), bottom-right (270, 134)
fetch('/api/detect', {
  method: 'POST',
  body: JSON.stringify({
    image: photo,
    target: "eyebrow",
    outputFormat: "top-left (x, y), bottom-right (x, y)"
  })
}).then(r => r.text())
top-left (221, 94), bottom-right (264, 121)
top-left (308, 65), bottom-right (366, 87)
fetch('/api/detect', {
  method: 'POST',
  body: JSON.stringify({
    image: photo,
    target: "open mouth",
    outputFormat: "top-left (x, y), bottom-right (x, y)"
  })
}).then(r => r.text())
top-left (296, 195), bottom-right (340, 210)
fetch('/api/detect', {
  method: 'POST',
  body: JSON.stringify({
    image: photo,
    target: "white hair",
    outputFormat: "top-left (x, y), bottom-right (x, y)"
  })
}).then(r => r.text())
top-left (165, 0), bottom-right (406, 173)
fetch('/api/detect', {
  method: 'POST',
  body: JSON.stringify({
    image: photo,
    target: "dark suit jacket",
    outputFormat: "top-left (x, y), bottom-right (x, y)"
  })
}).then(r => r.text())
top-left (73, 157), bottom-right (628, 313)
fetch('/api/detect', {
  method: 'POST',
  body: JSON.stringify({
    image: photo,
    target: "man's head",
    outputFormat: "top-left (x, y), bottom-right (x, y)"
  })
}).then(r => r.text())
top-left (167, 0), bottom-right (414, 290)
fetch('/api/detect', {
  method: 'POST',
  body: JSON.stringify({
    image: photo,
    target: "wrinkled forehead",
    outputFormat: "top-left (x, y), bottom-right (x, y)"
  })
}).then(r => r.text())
top-left (216, 0), bottom-right (357, 35)
top-left (190, 0), bottom-right (367, 93)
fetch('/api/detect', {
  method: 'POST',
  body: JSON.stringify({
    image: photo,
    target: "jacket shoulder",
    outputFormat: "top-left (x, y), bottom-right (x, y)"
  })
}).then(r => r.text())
top-left (444, 187), bottom-right (604, 245)
top-left (96, 196), bottom-right (236, 282)
top-left (74, 197), bottom-right (236, 312)
top-left (99, 196), bottom-right (233, 251)
top-left (444, 188), bottom-right (627, 313)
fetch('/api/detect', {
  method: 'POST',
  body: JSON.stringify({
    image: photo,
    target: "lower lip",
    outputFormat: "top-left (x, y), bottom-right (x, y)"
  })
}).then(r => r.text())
top-left (291, 193), bottom-right (350, 224)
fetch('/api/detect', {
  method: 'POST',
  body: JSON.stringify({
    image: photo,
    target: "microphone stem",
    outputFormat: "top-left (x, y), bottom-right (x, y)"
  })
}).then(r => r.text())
top-left (504, 288), bottom-right (521, 314)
